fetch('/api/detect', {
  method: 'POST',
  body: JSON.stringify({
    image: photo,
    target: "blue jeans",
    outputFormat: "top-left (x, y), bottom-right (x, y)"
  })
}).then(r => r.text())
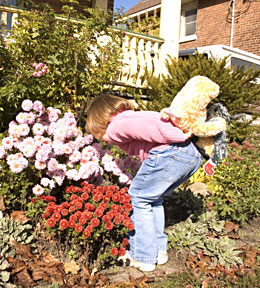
top-left (128, 140), bottom-right (202, 264)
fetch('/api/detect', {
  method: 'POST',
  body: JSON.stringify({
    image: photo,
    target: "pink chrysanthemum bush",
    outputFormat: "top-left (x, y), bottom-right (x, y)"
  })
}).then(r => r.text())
top-left (31, 182), bottom-right (133, 268)
top-left (0, 99), bottom-right (140, 211)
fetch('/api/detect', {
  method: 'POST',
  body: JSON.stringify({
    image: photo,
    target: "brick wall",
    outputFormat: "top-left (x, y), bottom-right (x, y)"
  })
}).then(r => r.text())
top-left (179, 0), bottom-right (260, 56)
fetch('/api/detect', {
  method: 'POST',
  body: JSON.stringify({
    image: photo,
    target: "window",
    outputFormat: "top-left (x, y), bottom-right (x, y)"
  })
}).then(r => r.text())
top-left (184, 8), bottom-right (197, 37)
top-left (180, 5), bottom-right (197, 42)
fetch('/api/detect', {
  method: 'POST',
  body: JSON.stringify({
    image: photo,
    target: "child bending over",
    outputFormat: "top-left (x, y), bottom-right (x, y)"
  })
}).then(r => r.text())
top-left (85, 93), bottom-right (202, 272)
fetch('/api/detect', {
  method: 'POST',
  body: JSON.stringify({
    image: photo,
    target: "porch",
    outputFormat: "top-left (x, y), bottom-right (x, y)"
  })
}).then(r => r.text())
top-left (0, 4), bottom-right (171, 88)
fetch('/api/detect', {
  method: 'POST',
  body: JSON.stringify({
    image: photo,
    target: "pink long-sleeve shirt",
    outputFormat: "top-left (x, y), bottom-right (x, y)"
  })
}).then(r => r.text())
top-left (106, 110), bottom-right (186, 162)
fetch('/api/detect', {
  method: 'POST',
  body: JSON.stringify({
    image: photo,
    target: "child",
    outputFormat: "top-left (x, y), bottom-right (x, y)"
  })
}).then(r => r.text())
top-left (85, 93), bottom-right (202, 272)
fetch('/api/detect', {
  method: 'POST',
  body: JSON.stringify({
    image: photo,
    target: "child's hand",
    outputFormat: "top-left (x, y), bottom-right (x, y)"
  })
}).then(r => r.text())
top-left (184, 130), bottom-right (193, 140)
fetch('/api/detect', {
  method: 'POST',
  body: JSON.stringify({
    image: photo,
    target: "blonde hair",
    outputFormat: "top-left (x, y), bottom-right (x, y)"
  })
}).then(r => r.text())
top-left (85, 93), bottom-right (134, 140)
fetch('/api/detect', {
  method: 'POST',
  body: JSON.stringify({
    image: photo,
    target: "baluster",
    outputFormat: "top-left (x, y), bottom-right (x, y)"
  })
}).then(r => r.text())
top-left (119, 35), bottom-right (130, 83)
top-left (129, 36), bottom-right (137, 85)
top-left (136, 39), bottom-right (145, 86)
top-left (0, 11), bottom-right (7, 34)
top-left (11, 13), bottom-right (18, 29)
top-left (145, 41), bottom-right (152, 74)
top-left (152, 42), bottom-right (160, 78)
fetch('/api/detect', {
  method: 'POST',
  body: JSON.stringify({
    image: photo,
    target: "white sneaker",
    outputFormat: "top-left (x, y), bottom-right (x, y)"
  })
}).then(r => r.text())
top-left (157, 250), bottom-right (168, 265)
top-left (118, 252), bottom-right (156, 272)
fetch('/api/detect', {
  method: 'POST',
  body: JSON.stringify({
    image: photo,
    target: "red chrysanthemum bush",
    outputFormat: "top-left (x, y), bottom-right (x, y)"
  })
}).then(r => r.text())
top-left (37, 182), bottom-right (133, 267)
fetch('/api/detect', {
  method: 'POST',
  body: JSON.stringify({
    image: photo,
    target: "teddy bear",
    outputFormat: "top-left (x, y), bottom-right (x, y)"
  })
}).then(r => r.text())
top-left (161, 75), bottom-right (229, 176)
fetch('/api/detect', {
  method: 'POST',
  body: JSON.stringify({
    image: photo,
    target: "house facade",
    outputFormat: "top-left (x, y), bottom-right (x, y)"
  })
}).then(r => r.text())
top-left (124, 0), bottom-right (260, 58)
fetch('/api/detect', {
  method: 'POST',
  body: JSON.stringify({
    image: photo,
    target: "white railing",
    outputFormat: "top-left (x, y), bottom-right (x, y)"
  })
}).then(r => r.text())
top-left (0, 5), bottom-right (166, 87)
top-left (109, 27), bottom-right (165, 87)
top-left (0, 4), bottom-right (22, 34)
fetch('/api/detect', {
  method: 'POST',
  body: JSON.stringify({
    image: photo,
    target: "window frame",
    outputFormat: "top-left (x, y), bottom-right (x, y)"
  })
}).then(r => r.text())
top-left (180, 1), bottom-right (198, 43)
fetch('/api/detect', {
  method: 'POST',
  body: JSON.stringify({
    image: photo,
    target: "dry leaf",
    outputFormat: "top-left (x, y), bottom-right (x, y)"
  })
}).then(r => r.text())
top-left (64, 260), bottom-right (80, 275)
top-left (12, 241), bottom-right (32, 258)
top-left (11, 211), bottom-right (29, 222)
top-left (15, 268), bottom-right (35, 287)
top-left (224, 221), bottom-right (239, 232)
top-left (0, 196), bottom-right (6, 211)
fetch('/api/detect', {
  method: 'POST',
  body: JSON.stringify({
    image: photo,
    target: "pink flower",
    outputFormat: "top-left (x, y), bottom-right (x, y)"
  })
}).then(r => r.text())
top-left (22, 144), bottom-right (36, 158)
top-left (35, 160), bottom-right (47, 170)
top-left (36, 63), bottom-right (44, 70)
top-left (47, 158), bottom-right (59, 172)
top-left (84, 134), bottom-right (94, 145)
top-left (16, 112), bottom-right (27, 124)
top-left (1, 137), bottom-right (14, 150)
top-left (48, 110), bottom-right (59, 122)
top-left (69, 150), bottom-right (81, 163)
top-left (33, 71), bottom-right (40, 77)
top-left (33, 101), bottom-right (45, 114)
top-left (33, 123), bottom-right (45, 135)
top-left (0, 146), bottom-right (6, 159)
top-left (21, 100), bottom-right (33, 111)
top-left (18, 124), bottom-right (30, 137)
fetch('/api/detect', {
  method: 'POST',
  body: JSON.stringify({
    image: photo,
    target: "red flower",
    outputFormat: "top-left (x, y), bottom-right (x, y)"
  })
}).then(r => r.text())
top-left (112, 193), bottom-right (120, 202)
top-left (102, 214), bottom-right (112, 222)
top-left (59, 219), bottom-right (68, 230)
top-left (82, 211), bottom-right (92, 220)
top-left (119, 247), bottom-right (126, 256)
top-left (122, 238), bottom-right (129, 247)
top-left (84, 203), bottom-right (95, 211)
top-left (81, 192), bottom-right (89, 200)
top-left (86, 225), bottom-right (93, 233)
top-left (75, 224), bottom-right (83, 233)
top-left (105, 221), bottom-right (114, 230)
top-left (103, 195), bottom-right (110, 202)
top-left (94, 208), bottom-right (104, 218)
top-left (79, 217), bottom-right (86, 225)
top-left (69, 214), bottom-right (77, 222)
top-left (55, 206), bottom-right (62, 213)
top-left (111, 247), bottom-right (118, 256)
top-left (45, 207), bottom-right (53, 214)
top-left (31, 198), bottom-right (37, 203)
top-left (111, 204), bottom-right (118, 211)
top-left (69, 206), bottom-right (76, 213)
top-left (70, 194), bottom-right (78, 201)
top-left (83, 229), bottom-right (91, 238)
top-left (75, 211), bottom-right (82, 219)
top-left (61, 202), bottom-right (70, 208)
top-left (53, 212), bottom-right (61, 221)
top-left (75, 201), bottom-right (83, 210)
top-left (45, 195), bottom-right (56, 202)
top-left (61, 209), bottom-right (68, 216)
top-left (114, 215), bottom-right (122, 225)
top-left (68, 220), bottom-right (76, 228)
top-left (127, 222), bottom-right (134, 231)
top-left (123, 203), bottom-right (132, 212)
top-left (46, 218), bottom-right (56, 228)
top-left (48, 202), bottom-right (56, 207)
top-left (65, 187), bottom-right (71, 193)
top-left (99, 202), bottom-right (108, 210)
top-left (90, 218), bottom-right (100, 227)
top-left (42, 213), bottom-right (48, 219)
top-left (93, 193), bottom-right (102, 202)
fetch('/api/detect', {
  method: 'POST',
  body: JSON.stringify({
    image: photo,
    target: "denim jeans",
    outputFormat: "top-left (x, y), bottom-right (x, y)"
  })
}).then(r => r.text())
top-left (128, 140), bottom-right (202, 264)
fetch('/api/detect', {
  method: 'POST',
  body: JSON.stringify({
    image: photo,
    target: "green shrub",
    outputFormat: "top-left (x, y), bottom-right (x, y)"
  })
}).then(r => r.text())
top-left (166, 211), bottom-right (243, 268)
top-left (145, 53), bottom-right (260, 115)
top-left (0, 1), bottom-right (123, 130)
top-left (208, 137), bottom-right (260, 225)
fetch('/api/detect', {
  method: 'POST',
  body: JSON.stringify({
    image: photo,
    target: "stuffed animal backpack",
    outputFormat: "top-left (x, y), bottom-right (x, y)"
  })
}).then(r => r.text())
top-left (161, 75), bottom-right (230, 176)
